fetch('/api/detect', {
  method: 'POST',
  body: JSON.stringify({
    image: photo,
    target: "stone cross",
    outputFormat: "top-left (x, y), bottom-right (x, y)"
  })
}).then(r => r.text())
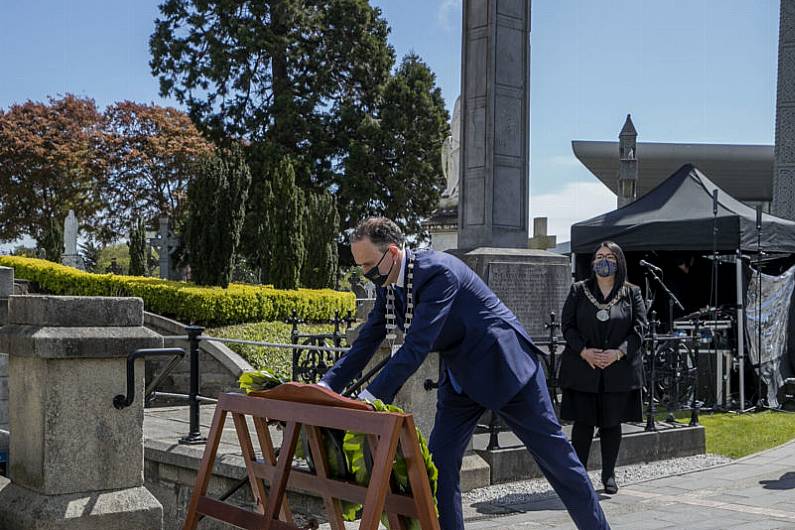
top-left (148, 216), bottom-right (180, 280)
top-left (458, 0), bottom-right (531, 249)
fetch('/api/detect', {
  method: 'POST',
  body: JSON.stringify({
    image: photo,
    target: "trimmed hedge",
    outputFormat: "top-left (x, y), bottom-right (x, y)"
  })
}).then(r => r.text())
top-left (0, 256), bottom-right (355, 326)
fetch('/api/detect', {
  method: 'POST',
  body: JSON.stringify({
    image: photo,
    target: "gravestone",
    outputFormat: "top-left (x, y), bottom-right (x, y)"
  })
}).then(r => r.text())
top-left (0, 295), bottom-right (163, 529)
top-left (61, 210), bottom-right (84, 270)
top-left (148, 216), bottom-right (180, 280)
top-left (463, 249), bottom-right (569, 338)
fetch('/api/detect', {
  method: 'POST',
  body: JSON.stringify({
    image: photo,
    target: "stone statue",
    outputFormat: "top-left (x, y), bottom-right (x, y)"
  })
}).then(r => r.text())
top-left (440, 96), bottom-right (461, 207)
top-left (61, 210), bottom-right (84, 270)
top-left (63, 210), bottom-right (78, 256)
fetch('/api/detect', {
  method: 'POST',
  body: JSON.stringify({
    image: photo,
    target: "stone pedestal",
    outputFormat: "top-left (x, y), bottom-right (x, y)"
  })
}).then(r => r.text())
top-left (351, 327), bottom-right (491, 491)
top-left (461, 248), bottom-right (570, 339)
top-left (0, 295), bottom-right (164, 529)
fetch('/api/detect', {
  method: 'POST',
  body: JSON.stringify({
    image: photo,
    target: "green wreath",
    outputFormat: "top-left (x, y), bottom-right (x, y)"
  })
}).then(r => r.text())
top-left (238, 371), bottom-right (439, 529)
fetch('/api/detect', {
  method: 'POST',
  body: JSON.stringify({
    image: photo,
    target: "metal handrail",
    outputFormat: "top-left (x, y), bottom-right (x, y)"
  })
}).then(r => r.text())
top-left (113, 348), bottom-right (186, 410)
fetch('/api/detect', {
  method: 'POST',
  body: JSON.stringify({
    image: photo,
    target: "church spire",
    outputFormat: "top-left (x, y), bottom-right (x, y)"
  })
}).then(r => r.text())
top-left (617, 114), bottom-right (638, 207)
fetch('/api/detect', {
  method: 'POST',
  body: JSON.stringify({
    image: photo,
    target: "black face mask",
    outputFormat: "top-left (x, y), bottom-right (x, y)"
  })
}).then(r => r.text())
top-left (364, 249), bottom-right (396, 287)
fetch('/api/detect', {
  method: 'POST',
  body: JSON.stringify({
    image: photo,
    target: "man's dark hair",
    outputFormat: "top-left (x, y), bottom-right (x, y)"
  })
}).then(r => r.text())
top-left (351, 217), bottom-right (405, 251)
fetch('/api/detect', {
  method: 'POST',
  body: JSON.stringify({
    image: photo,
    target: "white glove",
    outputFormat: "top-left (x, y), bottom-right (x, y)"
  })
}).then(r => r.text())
top-left (357, 389), bottom-right (377, 402)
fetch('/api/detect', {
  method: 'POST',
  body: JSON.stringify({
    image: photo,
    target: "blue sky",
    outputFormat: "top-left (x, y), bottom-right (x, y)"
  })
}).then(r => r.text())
top-left (0, 0), bottom-right (782, 243)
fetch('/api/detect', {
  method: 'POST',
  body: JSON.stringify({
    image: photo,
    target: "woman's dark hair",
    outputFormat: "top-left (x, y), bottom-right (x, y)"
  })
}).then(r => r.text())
top-left (590, 240), bottom-right (627, 297)
top-left (350, 217), bottom-right (405, 251)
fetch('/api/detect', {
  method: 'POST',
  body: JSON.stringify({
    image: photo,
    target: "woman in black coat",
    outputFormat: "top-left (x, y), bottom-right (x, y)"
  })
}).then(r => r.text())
top-left (558, 241), bottom-right (647, 494)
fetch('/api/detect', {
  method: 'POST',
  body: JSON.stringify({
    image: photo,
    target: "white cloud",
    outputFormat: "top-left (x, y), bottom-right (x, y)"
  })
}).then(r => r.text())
top-left (530, 181), bottom-right (616, 242)
top-left (437, 0), bottom-right (462, 31)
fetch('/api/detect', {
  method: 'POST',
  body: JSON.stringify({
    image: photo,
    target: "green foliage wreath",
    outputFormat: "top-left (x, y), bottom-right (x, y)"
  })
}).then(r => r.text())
top-left (238, 371), bottom-right (439, 528)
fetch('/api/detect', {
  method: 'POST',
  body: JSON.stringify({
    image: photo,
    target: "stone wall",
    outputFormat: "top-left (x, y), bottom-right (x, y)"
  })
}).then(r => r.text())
top-left (145, 436), bottom-right (324, 530)
top-left (0, 269), bottom-right (18, 447)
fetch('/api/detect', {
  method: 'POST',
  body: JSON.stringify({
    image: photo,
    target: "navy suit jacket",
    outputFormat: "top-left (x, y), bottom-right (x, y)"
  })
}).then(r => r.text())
top-left (322, 249), bottom-right (546, 410)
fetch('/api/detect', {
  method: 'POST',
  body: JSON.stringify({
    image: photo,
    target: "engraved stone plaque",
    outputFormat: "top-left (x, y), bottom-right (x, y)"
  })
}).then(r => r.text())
top-left (487, 261), bottom-right (569, 338)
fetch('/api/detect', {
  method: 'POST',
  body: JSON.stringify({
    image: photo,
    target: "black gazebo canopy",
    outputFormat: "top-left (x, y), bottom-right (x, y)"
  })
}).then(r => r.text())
top-left (571, 164), bottom-right (795, 254)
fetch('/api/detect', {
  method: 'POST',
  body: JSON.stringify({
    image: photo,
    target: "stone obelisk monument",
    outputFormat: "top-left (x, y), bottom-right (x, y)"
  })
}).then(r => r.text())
top-left (457, 0), bottom-right (569, 341)
top-left (773, 0), bottom-right (795, 219)
top-left (458, 0), bottom-right (531, 248)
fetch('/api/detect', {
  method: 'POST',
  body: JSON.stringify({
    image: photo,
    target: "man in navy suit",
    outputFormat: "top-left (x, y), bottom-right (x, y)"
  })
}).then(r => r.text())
top-left (320, 218), bottom-right (609, 530)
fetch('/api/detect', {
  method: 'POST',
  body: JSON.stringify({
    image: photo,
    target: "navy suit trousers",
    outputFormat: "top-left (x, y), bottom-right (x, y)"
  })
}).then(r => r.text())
top-left (428, 354), bottom-right (610, 530)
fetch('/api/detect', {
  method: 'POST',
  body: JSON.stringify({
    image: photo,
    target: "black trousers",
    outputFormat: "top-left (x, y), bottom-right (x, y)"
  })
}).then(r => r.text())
top-left (570, 422), bottom-right (622, 481)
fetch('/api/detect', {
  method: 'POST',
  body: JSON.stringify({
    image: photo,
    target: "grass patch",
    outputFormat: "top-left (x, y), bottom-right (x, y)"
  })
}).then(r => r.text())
top-left (651, 408), bottom-right (795, 459)
top-left (207, 320), bottom-right (337, 379)
top-left (697, 411), bottom-right (795, 459)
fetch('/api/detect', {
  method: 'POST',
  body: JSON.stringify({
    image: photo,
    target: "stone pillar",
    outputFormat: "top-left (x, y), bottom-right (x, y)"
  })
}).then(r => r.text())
top-left (773, 0), bottom-right (795, 219)
top-left (458, 0), bottom-right (531, 249)
top-left (0, 296), bottom-right (164, 530)
top-left (0, 266), bottom-right (13, 445)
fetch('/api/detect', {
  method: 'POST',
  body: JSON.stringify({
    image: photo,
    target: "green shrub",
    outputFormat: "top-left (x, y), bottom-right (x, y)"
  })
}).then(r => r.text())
top-left (208, 320), bottom-right (337, 378)
top-left (0, 256), bottom-right (354, 326)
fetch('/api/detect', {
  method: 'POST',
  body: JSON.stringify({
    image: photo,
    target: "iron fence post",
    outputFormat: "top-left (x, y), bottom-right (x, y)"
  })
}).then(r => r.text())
top-left (179, 324), bottom-right (207, 445)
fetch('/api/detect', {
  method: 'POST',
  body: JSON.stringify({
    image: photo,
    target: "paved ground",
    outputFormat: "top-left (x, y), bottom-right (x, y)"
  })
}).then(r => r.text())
top-left (144, 406), bottom-right (795, 529)
top-left (462, 439), bottom-right (795, 529)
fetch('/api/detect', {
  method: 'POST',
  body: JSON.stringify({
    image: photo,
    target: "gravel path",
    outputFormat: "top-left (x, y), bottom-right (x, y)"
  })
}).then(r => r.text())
top-left (463, 453), bottom-right (732, 508)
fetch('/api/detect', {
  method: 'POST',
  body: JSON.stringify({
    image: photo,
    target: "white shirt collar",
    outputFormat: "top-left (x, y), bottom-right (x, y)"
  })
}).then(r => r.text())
top-left (396, 249), bottom-right (408, 288)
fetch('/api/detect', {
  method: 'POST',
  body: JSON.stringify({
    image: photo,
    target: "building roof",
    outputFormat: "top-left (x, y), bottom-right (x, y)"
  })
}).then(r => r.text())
top-left (571, 140), bottom-right (773, 202)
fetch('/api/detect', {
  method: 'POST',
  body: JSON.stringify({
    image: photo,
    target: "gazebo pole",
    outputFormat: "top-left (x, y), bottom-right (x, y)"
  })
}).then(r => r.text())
top-left (570, 253), bottom-right (576, 281)
top-left (736, 249), bottom-right (746, 412)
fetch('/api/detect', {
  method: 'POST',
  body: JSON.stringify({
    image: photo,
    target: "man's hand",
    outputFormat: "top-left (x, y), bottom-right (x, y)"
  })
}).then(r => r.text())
top-left (580, 348), bottom-right (603, 369)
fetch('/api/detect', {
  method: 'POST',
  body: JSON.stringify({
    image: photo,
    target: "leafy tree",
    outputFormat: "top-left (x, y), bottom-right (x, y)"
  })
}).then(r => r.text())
top-left (239, 144), bottom-right (277, 284)
top-left (0, 95), bottom-right (105, 246)
top-left (186, 145), bottom-right (251, 287)
top-left (79, 241), bottom-right (102, 272)
top-left (151, 2), bottom-right (449, 246)
top-left (267, 158), bottom-right (304, 289)
top-left (12, 245), bottom-right (38, 258)
top-left (96, 243), bottom-right (130, 274)
top-left (38, 216), bottom-right (63, 262)
top-left (98, 101), bottom-right (214, 241)
top-left (340, 54), bottom-right (449, 240)
top-left (301, 191), bottom-right (339, 289)
top-left (150, 0), bottom-right (393, 184)
top-left (128, 217), bottom-right (148, 276)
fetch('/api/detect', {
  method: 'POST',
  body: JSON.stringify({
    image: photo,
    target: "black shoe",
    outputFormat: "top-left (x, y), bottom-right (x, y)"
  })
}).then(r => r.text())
top-left (603, 476), bottom-right (618, 495)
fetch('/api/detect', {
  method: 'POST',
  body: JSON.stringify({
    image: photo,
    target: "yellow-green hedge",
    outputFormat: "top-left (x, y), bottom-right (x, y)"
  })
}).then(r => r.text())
top-left (0, 256), bottom-right (355, 326)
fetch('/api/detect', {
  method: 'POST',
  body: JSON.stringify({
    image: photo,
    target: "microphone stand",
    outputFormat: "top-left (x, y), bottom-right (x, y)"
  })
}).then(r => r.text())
top-left (711, 189), bottom-right (723, 408)
top-left (755, 205), bottom-right (765, 412)
top-left (643, 266), bottom-right (685, 315)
